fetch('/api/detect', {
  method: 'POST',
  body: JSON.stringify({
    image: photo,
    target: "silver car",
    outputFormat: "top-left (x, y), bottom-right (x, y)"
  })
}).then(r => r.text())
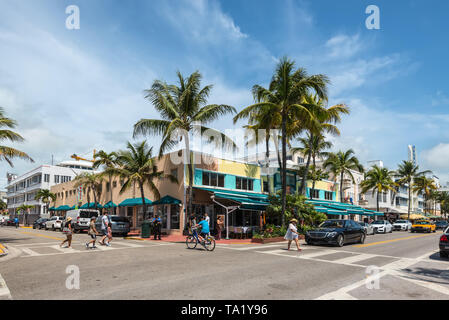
top-left (358, 222), bottom-right (375, 235)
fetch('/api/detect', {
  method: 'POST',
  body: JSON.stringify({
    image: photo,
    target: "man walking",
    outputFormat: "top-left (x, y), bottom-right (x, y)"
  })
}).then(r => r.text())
top-left (99, 212), bottom-right (110, 246)
top-left (14, 216), bottom-right (19, 228)
top-left (152, 214), bottom-right (162, 240)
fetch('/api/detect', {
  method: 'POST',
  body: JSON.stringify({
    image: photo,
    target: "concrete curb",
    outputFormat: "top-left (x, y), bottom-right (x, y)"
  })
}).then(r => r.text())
top-left (0, 243), bottom-right (7, 257)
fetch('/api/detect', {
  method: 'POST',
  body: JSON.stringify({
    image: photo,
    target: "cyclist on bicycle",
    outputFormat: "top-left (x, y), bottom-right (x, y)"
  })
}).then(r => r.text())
top-left (195, 216), bottom-right (210, 243)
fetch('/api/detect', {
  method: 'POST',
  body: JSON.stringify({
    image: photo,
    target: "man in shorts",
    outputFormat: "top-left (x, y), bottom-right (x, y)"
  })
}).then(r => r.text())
top-left (196, 216), bottom-right (210, 242)
top-left (85, 217), bottom-right (98, 249)
top-left (99, 212), bottom-right (110, 246)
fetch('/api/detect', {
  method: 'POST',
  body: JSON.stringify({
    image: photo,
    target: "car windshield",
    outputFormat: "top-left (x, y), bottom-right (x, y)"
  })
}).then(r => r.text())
top-left (111, 216), bottom-right (128, 222)
top-left (437, 221), bottom-right (447, 224)
top-left (395, 220), bottom-right (407, 223)
top-left (415, 221), bottom-right (429, 225)
top-left (80, 211), bottom-right (98, 218)
top-left (319, 220), bottom-right (344, 228)
top-left (372, 221), bottom-right (385, 225)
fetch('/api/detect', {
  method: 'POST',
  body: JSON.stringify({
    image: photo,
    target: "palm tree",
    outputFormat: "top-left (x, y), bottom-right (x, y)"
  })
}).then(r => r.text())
top-left (104, 141), bottom-right (178, 220)
top-left (34, 189), bottom-right (56, 215)
top-left (360, 165), bottom-right (397, 212)
top-left (16, 204), bottom-right (34, 225)
top-left (237, 57), bottom-right (329, 224)
top-left (292, 94), bottom-right (349, 196)
top-left (93, 150), bottom-right (119, 213)
top-left (0, 107), bottom-right (34, 166)
top-left (292, 133), bottom-right (333, 195)
top-left (133, 71), bottom-right (236, 225)
top-left (395, 160), bottom-right (431, 219)
top-left (323, 149), bottom-right (364, 203)
top-left (307, 165), bottom-right (329, 199)
top-left (438, 191), bottom-right (449, 219)
top-left (412, 175), bottom-right (437, 215)
top-left (73, 172), bottom-right (104, 211)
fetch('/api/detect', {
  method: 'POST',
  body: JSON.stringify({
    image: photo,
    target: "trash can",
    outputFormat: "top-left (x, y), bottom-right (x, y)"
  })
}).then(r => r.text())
top-left (141, 220), bottom-right (151, 238)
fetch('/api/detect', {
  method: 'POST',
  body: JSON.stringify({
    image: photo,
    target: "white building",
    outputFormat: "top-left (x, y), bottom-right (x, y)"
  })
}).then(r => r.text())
top-left (6, 160), bottom-right (94, 218)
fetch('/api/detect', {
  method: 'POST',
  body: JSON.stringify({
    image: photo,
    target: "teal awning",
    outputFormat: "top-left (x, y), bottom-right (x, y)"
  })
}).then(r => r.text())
top-left (80, 202), bottom-right (103, 209)
top-left (48, 206), bottom-right (56, 211)
top-left (103, 201), bottom-right (118, 208)
top-left (55, 205), bottom-right (71, 211)
top-left (194, 187), bottom-right (269, 210)
top-left (152, 195), bottom-right (181, 205)
top-left (118, 198), bottom-right (153, 207)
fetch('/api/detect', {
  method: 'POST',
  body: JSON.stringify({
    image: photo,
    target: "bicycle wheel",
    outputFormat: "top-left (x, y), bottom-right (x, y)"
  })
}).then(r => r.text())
top-left (204, 236), bottom-right (216, 251)
top-left (186, 235), bottom-right (197, 249)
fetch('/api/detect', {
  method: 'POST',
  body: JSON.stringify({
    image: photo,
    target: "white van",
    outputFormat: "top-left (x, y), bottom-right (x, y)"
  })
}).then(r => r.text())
top-left (65, 209), bottom-right (100, 232)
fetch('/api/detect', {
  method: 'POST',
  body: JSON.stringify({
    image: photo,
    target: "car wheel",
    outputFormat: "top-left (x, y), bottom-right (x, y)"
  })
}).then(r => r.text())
top-left (440, 251), bottom-right (448, 258)
top-left (52, 226), bottom-right (55, 231)
top-left (389, 228), bottom-right (393, 233)
top-left (45, 226), bottom-right (48, 230)
top-left (359, 233), bottom-right (366, 244)
top-left (336, 235), bottom-right (344, 247)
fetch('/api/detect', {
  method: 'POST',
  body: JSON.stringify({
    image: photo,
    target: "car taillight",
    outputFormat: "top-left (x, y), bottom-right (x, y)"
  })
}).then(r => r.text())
top-left (441, 235), bottom-right (448, 242)
top-left (77, 217), bottom-right (80, 223)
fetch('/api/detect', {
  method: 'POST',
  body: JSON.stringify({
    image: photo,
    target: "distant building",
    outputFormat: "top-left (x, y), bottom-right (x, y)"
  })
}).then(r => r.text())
top-left (408, 145), bottom-right (417, 165)
top-left (6, 160), bottom-right (95, 218)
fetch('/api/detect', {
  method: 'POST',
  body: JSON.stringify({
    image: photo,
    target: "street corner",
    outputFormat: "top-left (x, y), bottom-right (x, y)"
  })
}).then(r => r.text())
top-left (0, 243), bottom-right (7, 257)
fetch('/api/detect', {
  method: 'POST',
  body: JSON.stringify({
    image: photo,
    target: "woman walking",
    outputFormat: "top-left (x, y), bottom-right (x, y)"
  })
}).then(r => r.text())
top-left (85, 217), bottom-right (98, 249)
top-left (216, 216), bottom-right (224, 240)
top-left (284, 218), bottom-right (302, 251)
top-left (60, 217), bottom-right (73, 248)
top-left (106, 221), bottom-right (113, 246)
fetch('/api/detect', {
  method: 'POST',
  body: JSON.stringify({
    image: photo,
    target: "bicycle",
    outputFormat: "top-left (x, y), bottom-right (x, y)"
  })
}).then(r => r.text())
top-left (186, 231), bottom-right (216, 251)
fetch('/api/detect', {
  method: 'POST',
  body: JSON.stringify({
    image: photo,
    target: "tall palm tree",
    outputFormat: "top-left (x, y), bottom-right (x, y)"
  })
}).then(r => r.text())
top-left (292, 94), bottom-right (349, 196)
top-left (236, 57), bottom-right (329, 224)
top-left (133, 71), bottom-right (236, 225)
top-left (73, 172), bottom-right (104, 211)
top-left (292, 133), bottom-right (333, 195)
top-left (307, 165), bottom-right (329, 199)
top-left (0, 107), bottom-right (34, 166)
top-left (93, 150), bottom-right (119, 213)
top-left (34, 189), bottom-right (56, 215)
top-left (438, 191), bottom-right (449, 219)
top-left (360, 165), bottom-right (397, 212)
top-left (104, 141), bottom-right (178, 220)
top-left (412, 175), bottom-right (437, 215)
top-left (395, 160), bottom-right (431, 219)
top-left (323, 149), bottom-right (364, 203)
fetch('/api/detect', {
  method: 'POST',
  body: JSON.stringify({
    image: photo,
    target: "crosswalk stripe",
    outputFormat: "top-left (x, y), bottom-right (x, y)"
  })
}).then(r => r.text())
top-left (49, 245), bottom-right (79, 253)
top-left (298, 249), bottom-right (339, 258)
top-left (233, 244), bottom-right (284, 251)
top-left (114, 241), bottom-right (143, 248)
top-left (95, 245), bottom-right (114, 250)
top-left (20, 248), bottom-right (39, 256)
top-left (332, 254), bottom-right (376, 265)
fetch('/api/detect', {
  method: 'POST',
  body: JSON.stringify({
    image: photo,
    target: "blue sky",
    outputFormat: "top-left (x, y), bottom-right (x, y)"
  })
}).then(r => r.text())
top-left (1, 0), bottom-right (449, 186)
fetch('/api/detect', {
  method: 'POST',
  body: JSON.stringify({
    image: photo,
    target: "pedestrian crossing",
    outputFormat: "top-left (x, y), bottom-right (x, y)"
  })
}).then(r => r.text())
top-left (13, 240), bottom-right (174, 258)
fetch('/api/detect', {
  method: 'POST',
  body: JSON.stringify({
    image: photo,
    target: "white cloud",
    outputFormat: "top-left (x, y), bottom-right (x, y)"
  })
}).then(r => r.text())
top-left (431, 90), bottom-right (449, 106)
top-left (325, 34), bottom-right (363, 60)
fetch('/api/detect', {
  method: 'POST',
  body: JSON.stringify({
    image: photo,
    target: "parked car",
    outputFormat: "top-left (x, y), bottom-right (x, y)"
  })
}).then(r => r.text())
top-left (371, 220), bottom-right (393, 234)
top-left (94, 215), bottom-right (130, 237)
top-left (305, 219), bottom-right (365, 247)
top-left (435, 221), bottom-right (449, 230)
top-left (439, 227), bottom-right (449, 258)
top-left (65, 209), bottom-right (99, 233)
top-left (45, 216), bottom-right (64, 231)
top-left (33, 218), bottom-right (49, 229)
top-left (411, 220), bottom-right (436, 233)
top-left (358, 222), bottom-right (375, 235)
top-left (392, 220), bottom-right (412, 231)
top-left (6, 218), bottom-right (15, 226)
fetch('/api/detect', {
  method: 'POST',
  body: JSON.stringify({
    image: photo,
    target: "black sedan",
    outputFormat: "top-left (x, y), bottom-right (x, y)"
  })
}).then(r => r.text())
top-left (439, 228), bottom-right (449, 258)
top-left (33, 218), bottom-right (49, 229)
top-left (436, 221), bottom-right (449, 230)
top-left (305, 219), bottom-right (365, 247)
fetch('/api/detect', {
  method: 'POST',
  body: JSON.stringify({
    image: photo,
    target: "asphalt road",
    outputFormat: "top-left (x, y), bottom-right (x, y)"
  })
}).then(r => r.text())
top-left (1, 226), bottom-right (448, 300)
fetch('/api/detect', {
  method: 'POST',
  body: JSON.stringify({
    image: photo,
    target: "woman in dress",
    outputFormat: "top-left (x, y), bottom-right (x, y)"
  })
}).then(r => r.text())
top-left (284, 218), bottom-right (302, 251)
top-left (216, 216), bottom-right (224, 240)
top-left (60, 217), bottom-right (73, 248)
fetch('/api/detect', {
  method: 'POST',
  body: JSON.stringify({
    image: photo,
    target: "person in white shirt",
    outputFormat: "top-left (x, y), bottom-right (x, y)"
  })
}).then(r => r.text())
top-left (284, 218), bottom-right (302, 251)
top-left (204, 213), bottom-right (211, 236)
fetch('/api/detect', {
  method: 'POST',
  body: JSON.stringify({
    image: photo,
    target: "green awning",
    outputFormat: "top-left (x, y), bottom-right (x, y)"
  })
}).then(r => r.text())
top-left (48, 206), bottom-right (56, 211)
top-left (118, 198), bottom-right (153, 207)
top-left (80, 202), bottom-right (103, 209)
top-left (152, 195), bottom-right (181, 205)
top-left (194, 187), bottom-right (269, 210)
top-left (103, 201), bottom-right (118, 208)
top-left (55, 205), bottom-right (71, 211)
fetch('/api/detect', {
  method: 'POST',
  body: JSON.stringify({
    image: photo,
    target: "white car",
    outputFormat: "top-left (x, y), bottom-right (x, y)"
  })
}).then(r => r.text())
top-left (371, 220), bottom-right (393, 234)
top-left (393, 220), bottom-right (412, 231)
top-left (45, 216), bottom-right (64, 231)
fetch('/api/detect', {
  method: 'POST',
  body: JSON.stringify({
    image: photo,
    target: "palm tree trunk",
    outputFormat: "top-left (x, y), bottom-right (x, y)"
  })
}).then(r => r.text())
top-left (139, 181), bottom-right (147, 221)
top-left (311, 156), bottom-right (316, 200)
top-left (184, 132), bottom-right (193, 229)
top-left (377, 191), bottom-right (380, 212)
top-left (265, 131), bottom-right (271, 193)
top-left (407, 180), bottom-right (411, 220)
top-left (281, 111), bottom-right (287, 226)
top-left (93, 187), bottom-right (98, 212)
top-left (340, 172), bottom-right (344, 203)
top-left (299, 134), bottom-right (313, 195)
top-left (109, 174), bottom-right (113, 214)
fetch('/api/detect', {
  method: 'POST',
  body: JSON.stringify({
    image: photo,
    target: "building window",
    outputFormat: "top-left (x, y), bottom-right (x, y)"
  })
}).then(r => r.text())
top-left (106, 183), bottom-right (110, 192)
top-left (54, 175), bottom-right (60, 183)
top-left (113, 181), bottom-right (117, 188)
top-left (324, 191), bottom-right (333, 200)
top-left (263, 180), bottom-right (269, 193)
top-left (202, 171), bottom-right (225, 188)
top-left (297, 157), bottom-right (304, 164)
top-left (43, 174), bottom-right (50, 182)
top-left (171, 169), bottom-right (178, 180)
top-left (311, 189), bottom-right (320, 199)
top-left (236, 177), bottom-right (254, 191)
